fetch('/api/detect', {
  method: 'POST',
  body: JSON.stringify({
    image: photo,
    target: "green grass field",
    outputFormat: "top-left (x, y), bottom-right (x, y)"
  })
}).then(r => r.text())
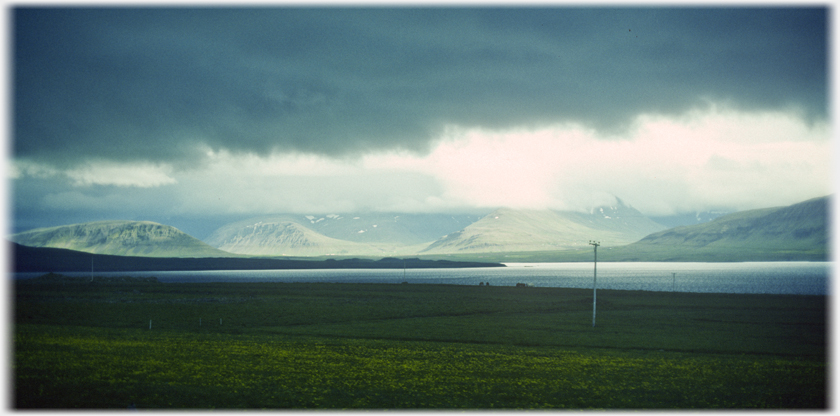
top-left (13, 276), bottom-right (827, 409)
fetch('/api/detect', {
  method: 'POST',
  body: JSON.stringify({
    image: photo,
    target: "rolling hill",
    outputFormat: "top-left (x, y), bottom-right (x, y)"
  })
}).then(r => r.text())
top-left (204, 201), bottom-right (665, 257)
top-left (9, 220), bottom-right (235, 258)
top-left (204, 220), bottom-right (385, 256)
top-left (421, 200), bottom-right (666, 254)
top-left (203, 213), bottom-right (485, 256)
top-left (207, 213), bottom-right (483, 245)
top-left (522, 195), bottom-right (830, 262)
top-left (620, 195), bottom-right (829, 259)
top-left (10, 195), bottom-right (828, 262)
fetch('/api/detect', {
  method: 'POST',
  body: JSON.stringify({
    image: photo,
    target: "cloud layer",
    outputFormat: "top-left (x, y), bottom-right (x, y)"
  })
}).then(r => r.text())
top-left (14, 105), bottom-right (830, 220)
top-left (11, 7), bottom-right (830, 234)
top-left (14, 7), bottom-right (827, 167)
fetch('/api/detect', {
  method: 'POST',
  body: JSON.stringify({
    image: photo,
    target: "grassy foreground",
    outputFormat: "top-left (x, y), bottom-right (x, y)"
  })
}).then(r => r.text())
top-left (14, 276), bottom-right (827, 409)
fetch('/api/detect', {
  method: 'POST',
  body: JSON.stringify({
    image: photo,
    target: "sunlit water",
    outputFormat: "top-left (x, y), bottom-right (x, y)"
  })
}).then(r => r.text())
top-left (14, 262), bottom-right (830, 295)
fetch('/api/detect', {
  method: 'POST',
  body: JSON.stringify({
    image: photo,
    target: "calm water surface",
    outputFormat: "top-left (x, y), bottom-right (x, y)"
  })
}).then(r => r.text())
top-left (16, 262), bottom-right (830, 295)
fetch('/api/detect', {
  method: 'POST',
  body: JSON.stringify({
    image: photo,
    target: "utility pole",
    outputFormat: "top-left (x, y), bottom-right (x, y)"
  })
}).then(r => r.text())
top-left (589, 240), bottom-right (600, 327)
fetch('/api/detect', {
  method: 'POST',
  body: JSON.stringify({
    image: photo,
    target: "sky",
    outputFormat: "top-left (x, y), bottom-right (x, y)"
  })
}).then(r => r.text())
top-left (9, 6), bottom-right (832, 238)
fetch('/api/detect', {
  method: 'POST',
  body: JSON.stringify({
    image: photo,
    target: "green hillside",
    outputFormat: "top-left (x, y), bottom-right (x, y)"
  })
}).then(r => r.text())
top-left (10, 221), bottom-right (236, 258)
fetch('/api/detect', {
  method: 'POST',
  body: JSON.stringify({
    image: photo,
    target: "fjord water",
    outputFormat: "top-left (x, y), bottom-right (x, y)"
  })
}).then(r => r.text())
top-left (22, 262), bottom-right (829, 295)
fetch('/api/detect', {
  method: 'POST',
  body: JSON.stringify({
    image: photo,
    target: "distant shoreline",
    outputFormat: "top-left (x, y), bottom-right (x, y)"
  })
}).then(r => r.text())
top-left (11, 243), bottom-right (504, 273)
top-left (15, 273), bottom-right (828, 301)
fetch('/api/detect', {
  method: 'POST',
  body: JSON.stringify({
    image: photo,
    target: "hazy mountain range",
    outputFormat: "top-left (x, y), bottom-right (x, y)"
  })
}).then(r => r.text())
top-left (202, 200), bottom-right (664, 256)
top-left (204, 213), bottom-right (482, 256)
top-left (9, 196), bottom-right (830, 262)
top-left (420, 200), bottom-right (665, 254)
top-left (536, 195), bottom-right (829, 262)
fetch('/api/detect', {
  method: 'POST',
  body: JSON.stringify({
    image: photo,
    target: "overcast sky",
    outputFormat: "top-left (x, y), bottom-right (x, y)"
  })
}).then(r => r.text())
top-left (10, 6), bottom-right (832, 237)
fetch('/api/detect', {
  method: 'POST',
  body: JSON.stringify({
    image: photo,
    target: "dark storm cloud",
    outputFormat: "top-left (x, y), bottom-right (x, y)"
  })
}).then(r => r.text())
top-left (13, 7), bottom-right (827, 168)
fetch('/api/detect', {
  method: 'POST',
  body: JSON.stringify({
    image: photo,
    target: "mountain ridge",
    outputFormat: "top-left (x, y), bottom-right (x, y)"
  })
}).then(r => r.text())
top-left (9, 196), bottom-right (829, 262)
top-left (631, 196), bottom-right (828, 251)
top-left (9, 220), bottom-right (236, 258)
top-left (514, 195), bottom-right (830, 262)
top-left (421, 200), bottom-right (666, 254)
top-left (205, 220), bottom-right (384, 256)
top-left (202, 201), bottom-right (667, 256)
top-left (206, 212), bottom-right (484, 245)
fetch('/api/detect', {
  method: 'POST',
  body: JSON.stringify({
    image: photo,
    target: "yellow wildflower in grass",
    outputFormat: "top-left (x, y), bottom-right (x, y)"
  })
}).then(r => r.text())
top-left (14, 324), bottom-right (823, 409)
top-left (14, 282), bottom-right (825, 409)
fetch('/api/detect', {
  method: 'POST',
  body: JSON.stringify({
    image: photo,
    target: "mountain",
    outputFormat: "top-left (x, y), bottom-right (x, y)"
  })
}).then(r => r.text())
top-left (204, 220), bottom-right (384, 256)
top-left (649, 210), bottom-right (732, 228)
top-left (10, 220), bottom-right (235, 258)
top-left (421, 200), bottom-right (666, 254)
top-left (15, 196), bottom-right (825, 262)
top-left (597, 195), bottom-right (830, 261)
top-left (209, 213), bottom-right (483, 245)
top-left (309, 212), bottom-right (484, 244)
top-left (203, 213), bottom-right (484, 256)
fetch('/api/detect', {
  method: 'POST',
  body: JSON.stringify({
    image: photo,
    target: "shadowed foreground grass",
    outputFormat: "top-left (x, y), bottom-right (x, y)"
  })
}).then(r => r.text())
top-left (14, 278), bottom-right (826, 409)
